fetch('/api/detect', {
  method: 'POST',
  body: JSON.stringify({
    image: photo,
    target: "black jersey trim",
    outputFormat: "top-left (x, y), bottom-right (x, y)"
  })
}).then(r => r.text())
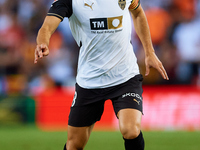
top-left (134, 0), bottom-right (140, 10)
top-left (47, 13), bottom-right (64, 21)
top-left (48, 0), bottom-right (73, 21)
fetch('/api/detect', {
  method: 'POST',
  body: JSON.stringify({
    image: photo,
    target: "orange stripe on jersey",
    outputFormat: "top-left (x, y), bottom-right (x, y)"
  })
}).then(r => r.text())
top-left (129, 0), bottom-right (140, 10)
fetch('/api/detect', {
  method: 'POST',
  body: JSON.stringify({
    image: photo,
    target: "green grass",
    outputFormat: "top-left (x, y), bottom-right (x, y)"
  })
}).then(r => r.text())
top-left (0, 125), bottom-right (199, 150)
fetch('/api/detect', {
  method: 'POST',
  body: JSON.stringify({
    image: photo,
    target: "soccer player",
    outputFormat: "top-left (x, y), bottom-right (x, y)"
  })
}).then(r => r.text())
top-left (34, 0), bottom-right (169, 150)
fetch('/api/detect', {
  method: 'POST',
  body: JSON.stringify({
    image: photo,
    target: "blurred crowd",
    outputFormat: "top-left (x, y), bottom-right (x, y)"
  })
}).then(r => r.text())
top-left (0, 0), bottom-right (200, 95)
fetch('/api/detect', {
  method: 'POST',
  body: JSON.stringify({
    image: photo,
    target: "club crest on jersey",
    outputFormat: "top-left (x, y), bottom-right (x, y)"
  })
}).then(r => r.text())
top-left (118, 0), bottom-right (126, 10)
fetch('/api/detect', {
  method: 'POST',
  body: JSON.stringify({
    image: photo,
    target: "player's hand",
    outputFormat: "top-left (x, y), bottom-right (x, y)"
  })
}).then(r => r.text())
top-left (34, 44), bottom-right (49, 64)
top-left (145, 51), bottom-right (169, 80)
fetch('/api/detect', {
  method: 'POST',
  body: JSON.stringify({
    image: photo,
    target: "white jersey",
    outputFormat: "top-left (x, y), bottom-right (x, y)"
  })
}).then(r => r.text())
top-left (48, 0), bottom-right (140, 88)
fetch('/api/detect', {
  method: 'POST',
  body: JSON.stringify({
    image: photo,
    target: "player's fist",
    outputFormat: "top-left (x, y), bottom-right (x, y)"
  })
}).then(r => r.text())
top-left (34, 44), bottom-right (49, 64)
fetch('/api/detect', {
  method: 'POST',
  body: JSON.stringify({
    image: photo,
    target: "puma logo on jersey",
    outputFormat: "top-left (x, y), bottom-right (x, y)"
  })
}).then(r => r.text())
top-left (133, 99), bottom-right (140, 105)
top-left (84, 3), bottom-right (94, 10)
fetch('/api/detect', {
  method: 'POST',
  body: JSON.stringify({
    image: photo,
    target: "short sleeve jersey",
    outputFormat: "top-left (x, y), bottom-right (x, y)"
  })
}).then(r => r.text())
top-left (48, 0), bottom-right (141, 89)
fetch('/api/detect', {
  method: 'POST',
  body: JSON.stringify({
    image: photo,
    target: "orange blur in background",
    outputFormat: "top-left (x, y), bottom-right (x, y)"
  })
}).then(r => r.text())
top-left (34, 86), bottom-right (200, 131)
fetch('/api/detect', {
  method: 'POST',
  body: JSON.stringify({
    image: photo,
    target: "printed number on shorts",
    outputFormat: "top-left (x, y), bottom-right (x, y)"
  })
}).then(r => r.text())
top-left (71, 91), bottom-right (77, 107)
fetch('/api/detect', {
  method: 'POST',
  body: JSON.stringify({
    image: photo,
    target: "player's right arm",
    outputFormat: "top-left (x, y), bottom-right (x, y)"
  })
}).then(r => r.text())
top-left (34, 16), bottom-right (61, 63)
top-left (34, 0), bottom-right (72, 63)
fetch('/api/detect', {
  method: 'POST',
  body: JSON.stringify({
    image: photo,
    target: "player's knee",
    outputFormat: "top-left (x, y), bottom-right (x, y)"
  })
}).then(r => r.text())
top-left (120, 123), bottom-right (141, 139)
top-left (67, 138), bottom-right (85, 150)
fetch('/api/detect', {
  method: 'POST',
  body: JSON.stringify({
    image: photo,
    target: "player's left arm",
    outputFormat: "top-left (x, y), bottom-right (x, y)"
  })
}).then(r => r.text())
top-left (129, 3), bottom-right (169, 80)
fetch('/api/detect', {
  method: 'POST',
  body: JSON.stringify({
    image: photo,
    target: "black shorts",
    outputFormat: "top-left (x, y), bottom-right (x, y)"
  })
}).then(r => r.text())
top-left (68, 74), bottom-right (143, 127)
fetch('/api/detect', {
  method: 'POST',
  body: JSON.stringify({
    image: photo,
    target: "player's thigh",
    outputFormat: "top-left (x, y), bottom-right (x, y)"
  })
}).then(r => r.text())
top-left (68, 83), bottom-right (105, 127)
top-left (67, 124), bottom-right (94, 149)
top-left (118, 108), bottom-right (142, 139)
top-left (111, 74), bottom-right (144, 117)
